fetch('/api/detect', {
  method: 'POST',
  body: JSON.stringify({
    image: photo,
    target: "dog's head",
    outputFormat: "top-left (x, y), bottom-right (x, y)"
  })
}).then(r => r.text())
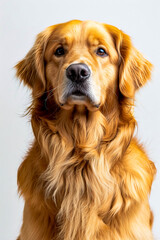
top-left (15, 20), bottom-right (152, 112)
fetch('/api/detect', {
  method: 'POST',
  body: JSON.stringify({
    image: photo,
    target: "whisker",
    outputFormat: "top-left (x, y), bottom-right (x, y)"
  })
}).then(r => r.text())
top-left (44, 83), bottom-right (66, 110)
top-left (34, 83), bottom-right (65, 99)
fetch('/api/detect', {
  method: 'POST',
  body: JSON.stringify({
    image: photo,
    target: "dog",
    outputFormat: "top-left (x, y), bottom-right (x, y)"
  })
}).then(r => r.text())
top-left (15, 20), bottom-right (156, 240)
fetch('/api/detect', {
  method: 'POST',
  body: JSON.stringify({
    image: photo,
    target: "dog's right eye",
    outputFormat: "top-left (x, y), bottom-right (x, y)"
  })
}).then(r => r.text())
top-left (54, 47), bottom-right (65, 57)
top-left (96, 47), bottom-right (108, 57)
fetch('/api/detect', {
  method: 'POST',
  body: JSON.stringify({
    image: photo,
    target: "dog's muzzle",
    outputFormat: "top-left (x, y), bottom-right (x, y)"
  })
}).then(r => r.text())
top-left (59, 63), bottom-right (100, 110)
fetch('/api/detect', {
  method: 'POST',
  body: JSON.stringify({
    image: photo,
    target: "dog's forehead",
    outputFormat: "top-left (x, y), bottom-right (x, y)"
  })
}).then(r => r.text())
top-left (47, 20), bottom-right (114, 46)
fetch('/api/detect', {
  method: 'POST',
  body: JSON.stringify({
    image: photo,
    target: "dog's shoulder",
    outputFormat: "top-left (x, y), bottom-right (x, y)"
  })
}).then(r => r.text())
top-left (124, 138), bottom-right (156, 178)
top-left (111, 138), bottom-right (156, 201)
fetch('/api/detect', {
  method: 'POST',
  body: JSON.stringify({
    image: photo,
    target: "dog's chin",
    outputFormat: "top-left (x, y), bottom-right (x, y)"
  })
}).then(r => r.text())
top-left (59, 94), bottom-right (100, 112)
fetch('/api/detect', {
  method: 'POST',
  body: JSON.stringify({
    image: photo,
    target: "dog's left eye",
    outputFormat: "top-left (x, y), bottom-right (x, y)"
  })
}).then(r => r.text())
top-left (96, 48), bottom-right (108, 57)
top-left (54, 47), bottom-right (65, 57)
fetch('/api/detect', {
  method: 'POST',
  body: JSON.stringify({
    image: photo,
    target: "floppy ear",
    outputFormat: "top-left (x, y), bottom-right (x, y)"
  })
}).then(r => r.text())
top-left (106, 25), bottom-right (153, 98)
top-left (15, 29), bottom-right (52, 95)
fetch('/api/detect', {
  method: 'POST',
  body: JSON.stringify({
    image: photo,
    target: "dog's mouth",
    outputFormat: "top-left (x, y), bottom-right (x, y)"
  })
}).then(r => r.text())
top-left (67, 89), bottom-right (89, 106)
top-left (69, 90), bottom-right (88, 101)
top-left (60, 88), bottom-right (100, 111)
top-left (71, 90), bottom-right (86, 96)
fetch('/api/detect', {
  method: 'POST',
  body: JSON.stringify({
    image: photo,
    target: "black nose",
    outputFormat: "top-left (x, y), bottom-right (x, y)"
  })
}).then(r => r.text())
top-left (66, 63), bottom-right (91, 83)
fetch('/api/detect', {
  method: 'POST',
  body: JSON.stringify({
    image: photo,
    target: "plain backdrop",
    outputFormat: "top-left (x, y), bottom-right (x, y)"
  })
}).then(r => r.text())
top-left (0, 0), bottom-right (160, 239)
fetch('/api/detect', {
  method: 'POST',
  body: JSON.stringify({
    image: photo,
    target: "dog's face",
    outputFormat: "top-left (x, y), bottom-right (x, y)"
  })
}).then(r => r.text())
top-left (45, 20), bottom-right (119, 110)
top-left (16, 20), bottom-right (152, 112)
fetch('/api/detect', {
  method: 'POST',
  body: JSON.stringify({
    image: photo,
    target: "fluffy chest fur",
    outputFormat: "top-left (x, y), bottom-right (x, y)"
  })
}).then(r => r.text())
top-left (18, 107), bottom-right (155, 240)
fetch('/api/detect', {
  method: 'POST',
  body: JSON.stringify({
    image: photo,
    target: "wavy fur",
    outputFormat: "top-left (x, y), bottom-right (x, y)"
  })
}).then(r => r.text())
top-left (15, 20), bottom-right (156, 240)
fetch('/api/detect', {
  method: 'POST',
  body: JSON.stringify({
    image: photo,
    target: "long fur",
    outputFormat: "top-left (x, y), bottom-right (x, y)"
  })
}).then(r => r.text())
top-left (15, 20), bottom-right (156, 240)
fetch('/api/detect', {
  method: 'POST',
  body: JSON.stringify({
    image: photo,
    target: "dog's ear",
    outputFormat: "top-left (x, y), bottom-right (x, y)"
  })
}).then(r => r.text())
top-left (15, 28), bottom-right (52, 95)
top-left (106, 25), bottom-right (153, 98)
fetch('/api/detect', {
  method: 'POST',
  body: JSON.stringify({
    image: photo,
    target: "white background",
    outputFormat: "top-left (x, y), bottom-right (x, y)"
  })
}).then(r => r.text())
top-left (0, 0), bottom-right (160, 239)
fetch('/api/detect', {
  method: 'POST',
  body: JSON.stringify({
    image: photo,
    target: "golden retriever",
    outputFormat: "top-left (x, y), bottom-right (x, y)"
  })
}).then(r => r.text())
top-left (15, 20), bottom-right (156, 240)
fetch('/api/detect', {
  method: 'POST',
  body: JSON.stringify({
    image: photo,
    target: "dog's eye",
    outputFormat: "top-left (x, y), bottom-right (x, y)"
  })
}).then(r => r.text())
top-left (96, 48), bottom-right (108, 57)
top-left (54, 47), bottom-right (65, 57)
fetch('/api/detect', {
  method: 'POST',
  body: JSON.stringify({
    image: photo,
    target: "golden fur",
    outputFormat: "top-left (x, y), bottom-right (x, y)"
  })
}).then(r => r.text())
top-left (15, 20), bottom-right (156, 240)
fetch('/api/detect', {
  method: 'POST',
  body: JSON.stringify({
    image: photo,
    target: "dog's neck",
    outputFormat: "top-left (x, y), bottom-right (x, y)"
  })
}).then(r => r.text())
top-left (30, 99), bottom-right (136, 240)
top-left (31, 97), bottom-right (135, 165)
top-left (46, 106), bottom-right (119, 150)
